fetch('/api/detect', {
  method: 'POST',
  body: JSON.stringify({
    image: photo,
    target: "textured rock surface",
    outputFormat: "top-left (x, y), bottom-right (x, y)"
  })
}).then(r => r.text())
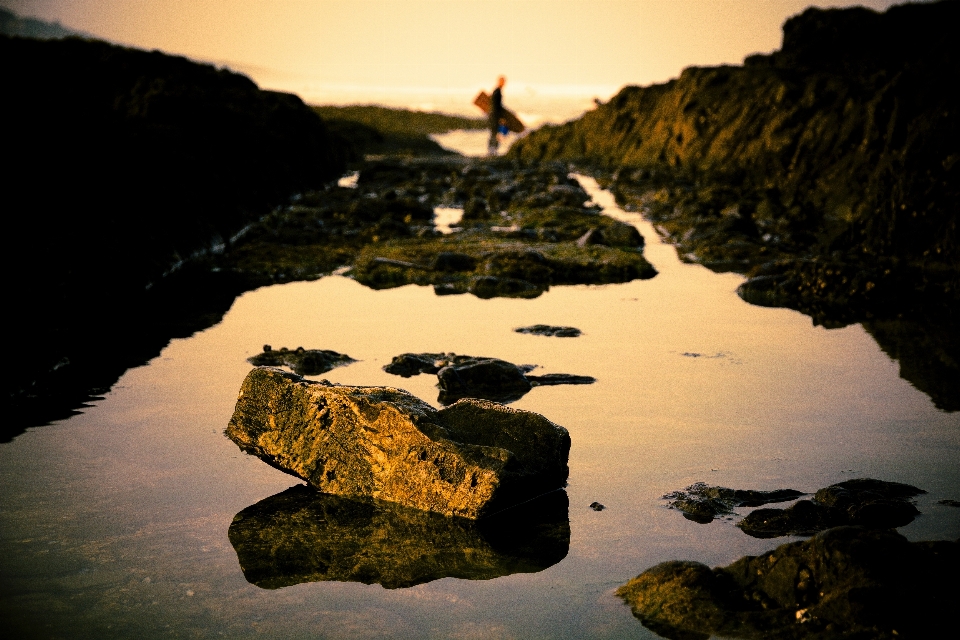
top-left (228, 485), bottom-right (569, 589)
top-left (225, 367), bottom-right (570, 518)
top-left (617, 526), bottom-right (960, 639)
top-left (507, 1), bottom-right (960, 371)
top-left (247, 345), bottom-right (355, 376)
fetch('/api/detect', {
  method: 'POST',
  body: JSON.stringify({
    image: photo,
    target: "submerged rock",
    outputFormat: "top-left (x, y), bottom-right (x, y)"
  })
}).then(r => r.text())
top-left (225, 367), bottom-right (570, 519)
top-left (382, 352), bottom-right (456, 377)
top-left (738, 478), bottom-right (925, 538)
top-left (514, 325), bottom-right (582, 337)
top-left (228, 485), bottom-right (570, 589)
top-left (383, 352), bottom-right (595, 404)
top-left (662, 483), bottom-right (805, 524)
top-left (247, 345), bottom-right (355, 376)
top-left (617, 526), bottom-right (960, 639)
top-left (437, 357), bottom-right (533, 404)
top-left (525, 373), bottom-right (596, 386)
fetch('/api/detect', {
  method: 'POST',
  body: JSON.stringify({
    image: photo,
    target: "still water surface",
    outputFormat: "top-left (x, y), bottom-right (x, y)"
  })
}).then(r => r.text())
top-left (1, 177), bottom-right (958, 639)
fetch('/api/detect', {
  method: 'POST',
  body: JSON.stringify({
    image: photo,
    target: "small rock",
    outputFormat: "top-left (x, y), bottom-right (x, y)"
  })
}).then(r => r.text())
top-left (383, 352), bottom-right (451, 377)
top-left (662, 482), bottom-right (805, 524)
top-left (738, 478), bottom-right (925, 538)
top-left (589, 502), bottom-right (605, 511)
top-left (526, 373), bottom-right (596, 386)
top-left (248, 346), bottom-right (355, 376)
top-left (384, 352), bottom-right (595, 404)
top-left (437, 358), bottom-right (532, 405)
top-left (514, 325), bottom-right (582, 337)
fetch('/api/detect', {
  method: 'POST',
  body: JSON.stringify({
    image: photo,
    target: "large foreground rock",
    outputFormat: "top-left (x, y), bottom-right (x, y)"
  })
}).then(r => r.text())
top-left (229, 485), bottom-right (569, 589)
top-left (617, 526), bottom-right (960, 639)
top-left (225, 367), bottom-right (570, 518)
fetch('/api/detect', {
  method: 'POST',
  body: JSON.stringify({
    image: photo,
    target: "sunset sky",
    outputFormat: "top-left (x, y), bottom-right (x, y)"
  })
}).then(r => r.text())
top-left (5, 0), bottom-right (910, 115)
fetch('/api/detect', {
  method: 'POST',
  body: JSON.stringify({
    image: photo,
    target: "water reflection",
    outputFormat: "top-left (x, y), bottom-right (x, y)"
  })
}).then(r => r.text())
top-left (228, 486), bottom-right (570, 590)
top-left (864, 317), bottom-right (960, 412)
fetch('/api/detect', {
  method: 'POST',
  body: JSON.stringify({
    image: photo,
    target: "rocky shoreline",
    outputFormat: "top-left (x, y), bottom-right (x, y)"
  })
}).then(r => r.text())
top-left (618, 526), bottom-right (959, 639)
top-left (215, 156), bottom-right (655, 298)
top-left (8, 2), bottom-right (957, 430)
top-left (510, 2), bottom-right (959, 324)
top-left (507, 0), bottom-right (959, 410)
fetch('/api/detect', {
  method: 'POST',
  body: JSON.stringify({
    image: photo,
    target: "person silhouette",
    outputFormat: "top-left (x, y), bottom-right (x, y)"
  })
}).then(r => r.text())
top-left (488, 75), bottom-right (506, 156)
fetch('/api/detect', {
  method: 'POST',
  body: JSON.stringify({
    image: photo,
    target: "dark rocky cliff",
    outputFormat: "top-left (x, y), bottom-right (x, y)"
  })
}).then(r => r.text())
top-left (2, 35), bottom-right (350, 432)
top-left (510, 0), bottom-right (958, 317)
top-left (509, 1), bottom-right (959, 410)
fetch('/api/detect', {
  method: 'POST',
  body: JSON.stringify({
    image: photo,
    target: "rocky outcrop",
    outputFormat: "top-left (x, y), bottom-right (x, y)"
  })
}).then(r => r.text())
top-left (312, 104), bottom-right (485, 159)
top-left (228, 484), bottom-right (569, 589)
top-left (225, 367), bottom-right (570, 519)
top-left (662, 483), bottom-right (806, 524)
top-left (382, 352), bottom-right (596, 404)
top-left (617, 526), bottom-right (960, 639)
top-left (4, 34), bottom-right (350, 433)
top-left (514, 325), bottom-right (582, 337)
top-left (248, 345), bottom-right (355, 376)
top-left (738, 478), bottom-right (925, 538)
top-left (221, 157), bottom-right (657, 297)
top-left (508, 1), bottom-right (959, 326)
top-left (508, 1), bottom-right (959, 412)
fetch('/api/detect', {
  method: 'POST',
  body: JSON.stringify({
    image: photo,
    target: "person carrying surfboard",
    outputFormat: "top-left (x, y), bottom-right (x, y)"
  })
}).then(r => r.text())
top-left (473, 77), bottom-right (523, 156)
top-left (488, 75), bottom-right (506, 156)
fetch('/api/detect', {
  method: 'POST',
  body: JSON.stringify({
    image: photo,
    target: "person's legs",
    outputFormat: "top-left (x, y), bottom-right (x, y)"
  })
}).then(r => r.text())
top-left (488, 115), bottom-right (500, 155)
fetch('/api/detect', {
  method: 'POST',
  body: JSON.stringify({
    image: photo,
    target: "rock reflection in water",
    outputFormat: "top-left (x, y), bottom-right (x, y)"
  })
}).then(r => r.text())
top-left (228, 485), bottom-right (570, 590)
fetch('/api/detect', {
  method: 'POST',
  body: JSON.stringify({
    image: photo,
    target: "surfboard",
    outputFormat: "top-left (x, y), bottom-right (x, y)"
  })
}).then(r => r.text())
top-left (474, 91), bottom-right (525, 134)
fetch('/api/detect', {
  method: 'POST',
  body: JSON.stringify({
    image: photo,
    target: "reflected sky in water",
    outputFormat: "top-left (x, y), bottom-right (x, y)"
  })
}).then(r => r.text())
top-left (1, 177), bottom-right (957, 639)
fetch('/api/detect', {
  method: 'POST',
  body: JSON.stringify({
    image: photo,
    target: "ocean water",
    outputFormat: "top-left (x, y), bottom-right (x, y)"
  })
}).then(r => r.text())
top-left (1, 173), bottom-right (957, 639)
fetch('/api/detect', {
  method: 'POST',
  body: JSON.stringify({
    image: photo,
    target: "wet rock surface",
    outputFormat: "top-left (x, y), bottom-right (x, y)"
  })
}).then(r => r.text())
top-left (509, 2), bottom-right (959, 320)
top-left (228, 484), bottom-right (570, 590)
top-left (225, 367), bottom-right (570, 519)
top-left (617, 526), bottom-right (960, 639)
top-left (436, 357), bottom-right (534, 405)
top-left (514, 325), bottom-right (582, 337)
top-left (738, 479), bottom-right (926, 538)
top-left (217, 157), bottom-right (656, 297)
top-left (663, 483), bottom-right (806, 524)
top-left (662, 479), bottom-right (926, 536)
top-left (383, 352), bottom-right (595, 404)
top-left (247, 345), bottom-right (356, 376)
